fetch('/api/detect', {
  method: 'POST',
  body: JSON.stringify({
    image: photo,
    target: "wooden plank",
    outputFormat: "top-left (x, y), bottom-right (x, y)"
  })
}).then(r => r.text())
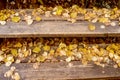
top-left (0, 9), bottom-right (120, 38)
top-left (0, 21), bottom-right (120, 38)
top-left (0, 61), bottom-right (120, 80)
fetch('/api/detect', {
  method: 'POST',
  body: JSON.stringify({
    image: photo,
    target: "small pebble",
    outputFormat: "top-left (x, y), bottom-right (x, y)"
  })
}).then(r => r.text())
top-left (68, 63), bottom-right (73, 67)
top-left (116, 60), bottom-right (120, 64)
top-left (33, 63), bottom-right (40, 69)
top-left (101, 64), bottom-right (105, 68)
top-left (62, 13), bottom-right (70, 18)
top-left (5, 61), bottom-right (12, 66)
top-left (66, 57), bottom-right (72, 62)
top-left (75, 52), bottom-right (82, 59)
top-left (15, 59), bottom-right (21, 63)
top-left (26, 15), bottom-right (32, 20)
top-left (67, 18), bottom-right (76, 23)
top-left (42, 51), bottom-right (48, 57)
top-left (110, 22), bottom-right (116, 26)
top-left (45, 11), bottom-right (51, 17)
top-left (14, 13), bottom-right (19, 16)
top-left (92, 56), bottom-right (98, 62)
top-left (114, 54), bottom-right (119, 59)
top-left (52, 12), bottom-right (56, 15)
top-left (102, 71), bottom-right (105, 74)
top-left (91, 18), bottom-right (98, 23)
top-left (100, 25), bottom-right (105, 29)
top-left (10, 66), bottom-right (16, 71)
top-left (105, 14), bottom-right (110, 18)
top-left (113, 64), bottom-right (118, 68)
top-left (26, 19), bottom-right (33, 25)
top-left (0, 21), bottom-right (6, 25)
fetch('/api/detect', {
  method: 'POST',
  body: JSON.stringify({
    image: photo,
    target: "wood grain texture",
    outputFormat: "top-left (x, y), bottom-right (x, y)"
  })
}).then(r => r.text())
top-left (0, 61), bottom-right (120, 80)
top-left (0, 20), bottom-right (120, 38)
top-left (0, 9), bottom-right (119, 38)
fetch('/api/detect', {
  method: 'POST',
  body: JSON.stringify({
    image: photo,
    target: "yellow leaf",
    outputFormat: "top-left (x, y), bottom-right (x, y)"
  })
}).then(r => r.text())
top-left (93, 7), bottom-right (97, 11)
top-left (68, 44), bottom-right (77, 50)
top-left (98, 17), bottom-right (109, 23)
top-left (33, 47), bottom-right (41, 53)
top-left (24, 51), bottom-right (29, 57)
top-left (56, 6), bottom-right (63, 16)
top-left (88, 24), bottom-right (96, 31)
top-left (11, 49), bottom-right (18, 57)
top-left (79, 8), bottom-right (86, 14)
top-left (14, 42), bottom-right (22, 48)
top-left (111, 44), bottom-right (119, 50)
top-left (36, 55), bottom-right (45, 62)
top-left (72, 5), bottom-right (79, 9)
top-left (99, 48), bottom-right (104, 56)
top-left (43, 45), bottom-right (50, 51)
top-left (66, 50), bottom-right (73, 56)
top-left (0, 15), bottom-right (8, 21)
top-left (59, 42), bottom-right (66, 49)
top-left (1, 46), bottom-right (7, 51)
top-left (113, 7), bottom-right (118, 11)
top-left (5, 55), bottom-right (14, 62)
top-left (11, 16), bottom-right (21, 23)
top-left (49, 49), bottom-right (55, 56)
top-left (70, 12), bottom-right (77, 19)
top-left (35, 16), bottom-right (42, 21)
top-left (38, 0), bottom-right (44, 4)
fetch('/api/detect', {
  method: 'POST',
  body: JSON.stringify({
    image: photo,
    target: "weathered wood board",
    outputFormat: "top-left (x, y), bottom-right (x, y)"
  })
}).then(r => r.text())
top-left (0, 20), bottom-right (120, 38)
top-left (0, 9), bottom-right (119, 38)
top-left (0, 61), bottom-right (120, 80)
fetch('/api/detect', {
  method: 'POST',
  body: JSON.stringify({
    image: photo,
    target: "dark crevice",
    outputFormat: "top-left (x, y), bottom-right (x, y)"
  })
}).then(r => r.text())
top-left (0, 0), bottom-right (120, 10)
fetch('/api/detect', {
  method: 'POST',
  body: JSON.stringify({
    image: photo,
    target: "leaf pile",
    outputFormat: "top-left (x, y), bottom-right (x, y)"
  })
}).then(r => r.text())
top-left (0, 37), bottom-right (120, 68)
top-left (5, 0), bottom-right (120, 9)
